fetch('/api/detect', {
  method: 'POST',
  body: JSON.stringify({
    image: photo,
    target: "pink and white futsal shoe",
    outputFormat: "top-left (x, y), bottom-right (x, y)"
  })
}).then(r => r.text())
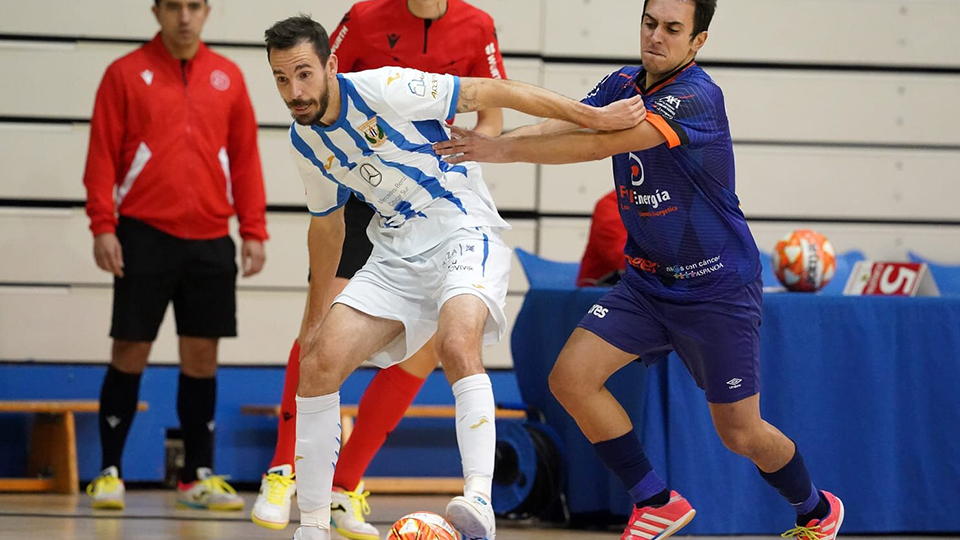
top-left (620, 490), bottom-right (696, 540)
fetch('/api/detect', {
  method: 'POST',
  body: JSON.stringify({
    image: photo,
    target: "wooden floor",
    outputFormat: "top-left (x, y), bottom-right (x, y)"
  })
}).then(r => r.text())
top-left (0, 490), bottom-right (952, 540)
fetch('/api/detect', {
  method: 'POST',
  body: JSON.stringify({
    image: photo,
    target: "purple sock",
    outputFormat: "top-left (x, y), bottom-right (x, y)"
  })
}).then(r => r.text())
top-left (593, 431), bottom-right (668, 506)
top-left (758, 445), bottom-right (827, 520)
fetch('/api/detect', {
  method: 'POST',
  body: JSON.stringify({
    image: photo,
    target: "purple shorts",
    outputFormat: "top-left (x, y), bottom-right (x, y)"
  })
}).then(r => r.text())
top-left (577, 278), bottom-right (763, 403)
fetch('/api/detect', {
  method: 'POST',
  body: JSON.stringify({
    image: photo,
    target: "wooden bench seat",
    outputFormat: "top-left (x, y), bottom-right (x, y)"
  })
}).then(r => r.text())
top-left (0, 400), bottom-right (148, 494)
top-left (241, 403), bottom-right (526, 494)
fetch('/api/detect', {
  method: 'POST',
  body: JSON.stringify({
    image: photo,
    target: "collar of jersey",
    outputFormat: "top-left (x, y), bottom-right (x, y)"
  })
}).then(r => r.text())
top-left (311, 74), bottom-right (350, 132)
top-left (636, 59), bottom-right (696, 95)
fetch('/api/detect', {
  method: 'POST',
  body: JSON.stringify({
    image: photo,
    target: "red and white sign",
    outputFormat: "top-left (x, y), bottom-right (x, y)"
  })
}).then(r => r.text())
top-left (843, 261), bottom-right (940, 297)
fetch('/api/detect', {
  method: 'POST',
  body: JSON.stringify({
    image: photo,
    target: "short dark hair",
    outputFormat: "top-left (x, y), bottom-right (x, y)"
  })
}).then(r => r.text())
top-left (264, 14), bottom-right (331, 65)
top-left (643, 0), bottom-right (717, 39)
top-left (154, 0), bottom-right (208, 6)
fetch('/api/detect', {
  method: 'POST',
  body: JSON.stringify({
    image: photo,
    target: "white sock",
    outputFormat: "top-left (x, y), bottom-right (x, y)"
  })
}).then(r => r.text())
top-left (452, 373), bottom-right (495, 498)
top-left (295, 392), bottom-right (340, 531)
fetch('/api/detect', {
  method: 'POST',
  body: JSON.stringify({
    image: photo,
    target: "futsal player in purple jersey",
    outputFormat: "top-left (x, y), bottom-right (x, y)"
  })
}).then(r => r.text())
top-left (434, 1), bottom-right (846, 538)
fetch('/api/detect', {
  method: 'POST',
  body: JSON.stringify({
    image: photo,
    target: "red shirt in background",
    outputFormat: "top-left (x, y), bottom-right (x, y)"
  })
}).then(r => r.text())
top-left (83, 34), bottom-right (267, 241)
top-left (330, 0), bottom-right (506, 80)
top-left (577, 190), bottom-right (628, 287)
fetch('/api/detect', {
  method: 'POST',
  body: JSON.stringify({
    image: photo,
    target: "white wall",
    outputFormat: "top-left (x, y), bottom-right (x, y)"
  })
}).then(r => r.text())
top-left (1, 0), bottom-right (958, 365)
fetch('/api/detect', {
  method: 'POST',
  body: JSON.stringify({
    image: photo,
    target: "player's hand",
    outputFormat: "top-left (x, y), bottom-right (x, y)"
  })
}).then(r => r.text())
top-left (433, 126), bottom-right (510, 164)
top-left (241, 239), bottom-right (266, 277)
top-left (93, 233), bottom-right (124, 278)
top-left (585, 95), bottom-right (647, 132)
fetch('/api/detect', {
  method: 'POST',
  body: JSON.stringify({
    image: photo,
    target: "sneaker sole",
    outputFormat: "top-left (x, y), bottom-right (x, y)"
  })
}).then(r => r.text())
top-left (91, 500), bottom-right (125, 510)
top-left (446, 499), bottom-right (494, 540)
top-left (251, 513), bottom-right (289, 530)
top-left (176, 500), bottom-right (245, 511)
top-left (331, 519), bottom-right (379, 540)
top-left (331, 526), bottom-right (379, 540)
top-left (653, 509), bottom-right (696, 540)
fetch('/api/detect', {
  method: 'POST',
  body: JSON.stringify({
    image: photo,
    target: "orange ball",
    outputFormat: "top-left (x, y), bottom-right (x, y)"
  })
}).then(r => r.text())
top-left (771, 229), bottom-right (837, 292)
top-left (386, 512), bottom-right (460, 540)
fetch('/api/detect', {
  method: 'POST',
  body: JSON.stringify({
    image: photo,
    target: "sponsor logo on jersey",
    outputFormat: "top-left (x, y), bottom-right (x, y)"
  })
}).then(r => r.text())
top-left (331, 25), bottom-right (349, 53)
top-left (484, 42), bottom-right (502, 79)
top-left (140, 69), bottom-right (154, 86)
top-left (619, 185), bottom-right (673, 211)
top-left (665, 255), bottom-right (724, 280)
top-left (359, 163), bottom-right (383, 186)
top-left (628, 152), bottom-right (644, 186)
top-left (653, 95), bottom-right (682, 119)
top-left (624, 254), bottom-right (660, 274)
top-left (210, 69), bottom-right (230, 91)
top-left (387, 33), bottom-right (400, 49)
top-left (408, 73), bottom-right (427, 97)
top-left (359, 117), bottom-right (387, 147)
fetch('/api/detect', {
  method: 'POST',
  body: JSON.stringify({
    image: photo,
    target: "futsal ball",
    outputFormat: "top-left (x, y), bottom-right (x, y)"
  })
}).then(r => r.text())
top-left (386, 511), bottom-right (459, 540)
top-left (771, 229), bottom-right (837, 292)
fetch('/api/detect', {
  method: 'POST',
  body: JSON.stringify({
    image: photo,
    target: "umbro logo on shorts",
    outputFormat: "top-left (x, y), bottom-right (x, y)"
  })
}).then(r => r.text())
top-left (726, 378), bottom-right (743, 389)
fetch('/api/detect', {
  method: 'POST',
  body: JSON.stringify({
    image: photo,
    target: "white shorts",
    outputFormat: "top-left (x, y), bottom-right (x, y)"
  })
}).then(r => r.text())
top-left (334, 227), bottom-right (511, 368)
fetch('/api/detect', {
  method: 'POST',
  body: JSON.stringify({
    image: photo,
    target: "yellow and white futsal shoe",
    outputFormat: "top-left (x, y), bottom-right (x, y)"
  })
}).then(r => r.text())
top-left (330, 482), bottom-right (380, 540)
top-left (86, 466), bottom-right (125, 510)
top-left (251, 464), bottom-right (297, 529)
top-left (176, 467), bottom-right (244, 511)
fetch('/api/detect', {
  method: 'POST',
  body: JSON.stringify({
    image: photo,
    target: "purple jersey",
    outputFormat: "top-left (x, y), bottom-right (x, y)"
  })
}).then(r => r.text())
top-left (583, 62), bottom-right (761, 301)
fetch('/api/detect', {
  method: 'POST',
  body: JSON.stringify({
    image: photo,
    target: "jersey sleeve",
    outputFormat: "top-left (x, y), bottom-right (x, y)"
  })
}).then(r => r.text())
top-left (581, 68), bottom-right (625, 108)
top-left (645, 85), bottom-right (723, 149)
top-left (289, 135), bottom-right (350, 216)
top-left (466, 16), bottom-right (506, 80)
top-left (352, 67), bottom-right (460, 122)
top-left (329, 7), bottom-right (360, 73)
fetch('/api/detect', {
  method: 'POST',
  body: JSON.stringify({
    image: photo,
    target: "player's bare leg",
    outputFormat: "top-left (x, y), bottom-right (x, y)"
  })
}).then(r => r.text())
top-left (549, 328), bottom-right (639, 442)
top-left (709, 395), bottom-right (844, 538)
top-left (551, 329), bottom-right (695, 540)
top-left (294, 304), bottom-right (403, 540)
top-left (436, 294), bottom-right (497, 540)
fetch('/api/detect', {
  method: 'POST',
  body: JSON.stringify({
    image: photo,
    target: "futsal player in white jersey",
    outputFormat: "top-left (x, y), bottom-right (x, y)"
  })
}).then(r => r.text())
top-left (263, 15), bottom-right (645, 540)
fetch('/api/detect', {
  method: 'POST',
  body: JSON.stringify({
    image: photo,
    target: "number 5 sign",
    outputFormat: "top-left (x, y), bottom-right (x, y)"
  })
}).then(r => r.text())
top-left (844, 262), bottom-right (941, 297)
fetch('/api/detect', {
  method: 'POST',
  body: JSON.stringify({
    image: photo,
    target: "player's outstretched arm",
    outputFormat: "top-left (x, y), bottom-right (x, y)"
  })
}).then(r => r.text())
top-left (433, 121), bottom-right (667, 165)
top-left (502, 118), bottom-right (583, 139)
top-left (298, 209), bottom-right (346, 347)
top-left (456, 77), bottom-right (645, 133)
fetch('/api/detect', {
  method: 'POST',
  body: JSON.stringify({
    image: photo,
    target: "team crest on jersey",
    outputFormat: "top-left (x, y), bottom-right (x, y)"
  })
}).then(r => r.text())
top-left (653, 95), bottom-right (682, 119)
top-left (359, 117), bottom-right (387, 147)
top-left (210, 69), bottom-right (231, 91)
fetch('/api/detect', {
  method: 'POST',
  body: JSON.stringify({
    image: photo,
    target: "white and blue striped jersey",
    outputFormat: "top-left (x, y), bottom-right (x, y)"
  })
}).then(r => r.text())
top-left (290, 67), bottom-right (509, 257)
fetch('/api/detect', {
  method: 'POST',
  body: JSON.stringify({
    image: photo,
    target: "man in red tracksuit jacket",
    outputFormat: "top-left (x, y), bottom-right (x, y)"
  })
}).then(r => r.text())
top-left (249, 0), bottom-right (507, 536)
top-left (82, 0), bottom-right (267, 512)
top-left (577, 190), bottom-right (629, 287)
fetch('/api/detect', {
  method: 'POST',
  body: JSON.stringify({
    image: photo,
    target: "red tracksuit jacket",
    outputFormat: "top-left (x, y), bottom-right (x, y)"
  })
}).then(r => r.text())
top-left (83, 34), bottom-right (267, 241)
top-left (330, 0), bottom-right (506, 80)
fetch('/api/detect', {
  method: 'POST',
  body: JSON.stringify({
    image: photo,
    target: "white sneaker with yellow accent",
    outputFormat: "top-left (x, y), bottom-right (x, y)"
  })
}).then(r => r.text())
top-left (86, 466), bottom-right (125, 510)
top-left (446, 491), bottom-right (496, 540)
top-left (176, 467), bottom-right (244, 511)
top-left (330, 482), bottom-right (379, 540)
top-left (251, 464), bottom-right (297, 530)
